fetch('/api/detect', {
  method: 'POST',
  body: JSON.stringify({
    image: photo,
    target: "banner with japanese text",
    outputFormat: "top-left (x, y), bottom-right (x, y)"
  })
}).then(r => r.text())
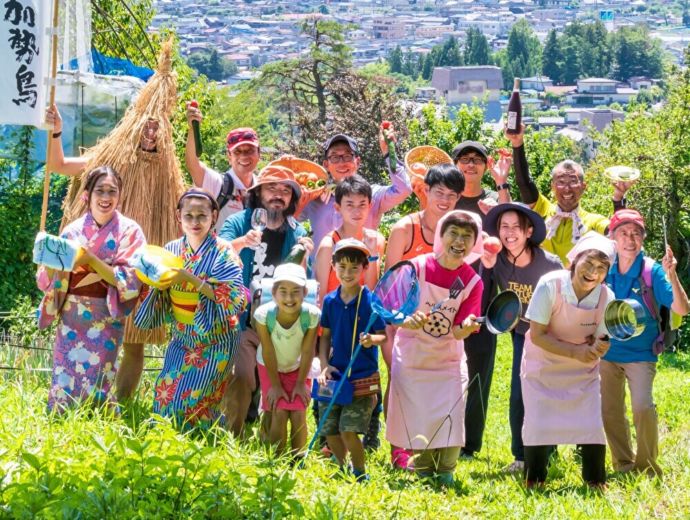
top-left (0, 0), bottom-right (50, 126)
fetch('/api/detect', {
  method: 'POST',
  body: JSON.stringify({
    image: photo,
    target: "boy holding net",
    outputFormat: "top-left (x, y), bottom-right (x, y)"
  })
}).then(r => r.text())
top-left (317, 239), bottom-right (386, 481)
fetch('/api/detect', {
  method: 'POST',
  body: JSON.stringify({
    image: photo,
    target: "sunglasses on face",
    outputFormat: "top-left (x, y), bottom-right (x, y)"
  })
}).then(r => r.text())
top-left (227, 131), bottom-right (258, 146)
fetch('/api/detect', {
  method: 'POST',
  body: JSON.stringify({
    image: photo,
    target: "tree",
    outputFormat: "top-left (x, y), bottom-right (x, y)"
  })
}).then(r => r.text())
top-left (504, 19), bottom-right (542, 89)
top-left (256, 18), bottom-right (352, 126)
top-left (186, 49), bottom-right (238, 81)
top-left (611, 26), bottom-right (664, 81)
top-left (542, 29), bottom-right (563, 83)
top-left (437, 36), bottom-right (463, 67)
top-left (401, 50), bottom-right (419, 77)
top-left (464, 27), bottom-right (491, 66)
top-left (388, 45), bottom-right (403, 74)
top-left (560, 37), bottom-right (581, 85)
top-left (421, 52), bottom-right (434, 80)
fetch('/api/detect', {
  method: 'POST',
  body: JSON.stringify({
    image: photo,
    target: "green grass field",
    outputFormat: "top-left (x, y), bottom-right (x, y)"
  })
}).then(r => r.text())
top-left (1, 336), bottom-right (689, 518)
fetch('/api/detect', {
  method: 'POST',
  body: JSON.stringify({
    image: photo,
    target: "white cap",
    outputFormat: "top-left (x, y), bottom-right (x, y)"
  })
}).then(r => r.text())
top-left (566, 231), bottom-right (616, 265)
top-left (273, 263), bottom-right (307, 287)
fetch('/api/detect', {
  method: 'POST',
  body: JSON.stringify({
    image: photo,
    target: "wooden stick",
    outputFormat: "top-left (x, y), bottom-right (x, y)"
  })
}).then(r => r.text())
top-left (40, 0), bottom-right (61, 232)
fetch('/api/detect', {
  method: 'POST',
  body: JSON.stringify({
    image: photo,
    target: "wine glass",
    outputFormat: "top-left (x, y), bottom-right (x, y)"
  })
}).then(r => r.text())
top-left (251, 208), bottom-right (268, 231)
top-left (250, 208), bottom-right (267, 249)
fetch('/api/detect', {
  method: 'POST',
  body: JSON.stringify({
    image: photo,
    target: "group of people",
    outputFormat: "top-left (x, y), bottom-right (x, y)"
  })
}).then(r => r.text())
top-left (36, 47), bottom-right (688, 488)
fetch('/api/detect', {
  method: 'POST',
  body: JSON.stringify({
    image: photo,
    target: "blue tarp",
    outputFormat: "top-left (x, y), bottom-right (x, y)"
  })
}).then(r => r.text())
top-left (68, 49), bottom-right (154, 82)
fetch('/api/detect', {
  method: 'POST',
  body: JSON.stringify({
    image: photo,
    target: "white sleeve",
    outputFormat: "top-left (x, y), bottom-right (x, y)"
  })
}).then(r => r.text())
top-left (596, 286), bottom-right (616, 338)
top-left (253, 303), bottom-right (269, 326)
top-left (306, 303), bottom-right (321, 329)
top-left (201, 166), bottom-right (223, 198)
top-left (525, 275), bottom-right (557, 325)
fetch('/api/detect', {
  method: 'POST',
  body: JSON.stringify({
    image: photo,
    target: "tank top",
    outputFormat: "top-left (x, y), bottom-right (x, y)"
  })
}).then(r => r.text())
top-left (402, 212), bottom-right (433, 261)
top-left (326, 230), bottom-right (367, 294)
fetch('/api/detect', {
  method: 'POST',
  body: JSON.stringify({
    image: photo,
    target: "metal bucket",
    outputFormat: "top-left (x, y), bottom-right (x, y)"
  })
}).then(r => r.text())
top-left (476, 290), bottom-right (522, 335)
top-left (604, 299), bottom-right (646, 341)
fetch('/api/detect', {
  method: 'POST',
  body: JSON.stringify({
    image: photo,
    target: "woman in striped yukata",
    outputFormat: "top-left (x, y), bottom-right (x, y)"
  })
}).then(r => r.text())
top-left (135, 188), bottom-right (246, 430)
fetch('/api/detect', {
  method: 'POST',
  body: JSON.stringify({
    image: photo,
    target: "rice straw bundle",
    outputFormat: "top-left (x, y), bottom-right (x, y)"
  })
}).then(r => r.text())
top-left (61, 38), bottom-right (186, 344)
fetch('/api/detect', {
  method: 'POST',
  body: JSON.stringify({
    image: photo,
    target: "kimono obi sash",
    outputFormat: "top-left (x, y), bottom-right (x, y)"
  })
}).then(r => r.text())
top-left (68, 267), bottom-right (108, 298)
top-left (170, 287), bottom-right (199, 325)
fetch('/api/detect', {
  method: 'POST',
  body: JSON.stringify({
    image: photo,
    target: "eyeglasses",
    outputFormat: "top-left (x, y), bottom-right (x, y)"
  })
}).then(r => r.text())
top-left (457, 157), bottom-right (485, 165)
top-left (553, 179), bottom-right (582, 189)
top-left (227, 131), bottom-right (258, 146)
top-left (326, 153), bottom-right (355, 164)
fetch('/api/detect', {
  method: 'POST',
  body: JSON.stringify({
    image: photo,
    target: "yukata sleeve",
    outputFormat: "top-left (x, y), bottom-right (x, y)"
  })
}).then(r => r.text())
top-left (193, 244), bottom-right (246, 336)
top-left (107, 223), bottom-right (146, 319)
top-left (134, 286), bottom-right (170, 329)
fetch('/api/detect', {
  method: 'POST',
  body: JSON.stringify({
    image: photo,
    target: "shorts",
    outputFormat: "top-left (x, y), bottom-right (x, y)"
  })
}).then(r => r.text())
top-left (231, 328), bottom-right (260, 391)
top-left (257, 363), bottom-right (310, 412)
top-left (318, 394), bottom-right (377, 436)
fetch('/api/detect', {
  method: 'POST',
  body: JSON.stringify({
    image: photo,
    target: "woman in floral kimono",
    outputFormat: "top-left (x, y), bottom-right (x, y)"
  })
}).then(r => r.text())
top-left (37, 166), bottom-right (145, 412)
top-left (135, 188), bottom-right (245, 430)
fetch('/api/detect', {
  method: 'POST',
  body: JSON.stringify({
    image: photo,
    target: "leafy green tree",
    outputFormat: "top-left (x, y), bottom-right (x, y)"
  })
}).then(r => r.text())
top-left (582, 22), bottom-right (612, 78)
top-left (611, 26), bottom-right (664, 81)
top-left (504, 19), bottom-right (542, 88)
top-left (542, 29), bottom-right (563, 83)
top-left (402, 50), bottom-right (419, 77)
top-left (421, 51), bottom-right (434, 80)
top-left (186, 49), bottom-right (238, 81)
top-left (437, 36), bottom-right (463, 67)
top-left (256, 19), bottom-right (352, 125)
top-left (464, 27), bottom-right (491, 66)
top-left (560, 37), bottom-right (581, 85)
top-left (387, 45), bottom-right (403, 74)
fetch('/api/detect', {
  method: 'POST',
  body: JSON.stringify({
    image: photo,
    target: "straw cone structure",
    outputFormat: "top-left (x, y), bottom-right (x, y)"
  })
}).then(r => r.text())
top-left (61, 38), bottom-right (186, 344)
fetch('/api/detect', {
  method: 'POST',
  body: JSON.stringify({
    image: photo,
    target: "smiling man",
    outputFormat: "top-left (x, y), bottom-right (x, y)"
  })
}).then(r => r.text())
top-left (299, 131), bottom-right (412, 260)
top-left (186, 103), bottom-right (261, 231)
top-left (506, 125), bottom-right (632, 266)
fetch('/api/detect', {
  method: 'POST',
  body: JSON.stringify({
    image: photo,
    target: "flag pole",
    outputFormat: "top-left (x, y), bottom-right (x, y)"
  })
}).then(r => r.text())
top-left (40, 0), bottom-right (61, 232)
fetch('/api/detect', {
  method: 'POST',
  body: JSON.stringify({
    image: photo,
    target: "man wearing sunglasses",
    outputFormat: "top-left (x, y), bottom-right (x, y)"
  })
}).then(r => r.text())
top-left (299, 130), bottom-right (412, 259)
top-left (186, 103), bottom-right (260, 232)
top-left (507, 124), bottom-right (633, 266)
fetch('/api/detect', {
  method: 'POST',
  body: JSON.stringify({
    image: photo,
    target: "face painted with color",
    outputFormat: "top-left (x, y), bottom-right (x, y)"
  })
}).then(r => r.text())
top-left (140, 119), bottom-right (159, 152)
top-left (498, 210), bottom-right (533, 256)
top-left (88, 174), bottom-right (120, 224)
top-left (273, 281), bottom-right (306, 316)
top-left (177, 197), bottom-right (217, 241)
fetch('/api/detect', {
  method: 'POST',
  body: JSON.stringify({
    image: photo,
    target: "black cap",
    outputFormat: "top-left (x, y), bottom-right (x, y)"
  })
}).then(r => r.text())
top-left (451, 141), bottom-right (488, 163)
top-left (323, 134), bottom-right (359, 160)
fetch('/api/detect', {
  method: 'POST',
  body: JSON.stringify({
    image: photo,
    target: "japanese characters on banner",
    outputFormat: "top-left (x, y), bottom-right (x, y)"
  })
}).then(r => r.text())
top-left (0, 0), bottom-right (50, 126)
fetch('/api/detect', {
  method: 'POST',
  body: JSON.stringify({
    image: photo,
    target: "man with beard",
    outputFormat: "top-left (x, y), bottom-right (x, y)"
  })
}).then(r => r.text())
top-left (185, 104), bottom-right (260, 231)
top-left (43, 40), bottom-right (186, 402)
top-left (219, 165), bottom-right (314, 436)
top-left (507, 125), bottom-right (633, 266)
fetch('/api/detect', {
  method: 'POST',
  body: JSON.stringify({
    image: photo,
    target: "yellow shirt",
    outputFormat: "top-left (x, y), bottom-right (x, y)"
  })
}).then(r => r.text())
top-left (533, 193), bottom-right (609, 265)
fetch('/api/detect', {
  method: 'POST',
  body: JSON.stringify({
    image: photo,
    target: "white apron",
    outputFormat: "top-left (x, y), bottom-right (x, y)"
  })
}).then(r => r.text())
top-left (386, 254), bottom-right (480, 450)
top-left (521, 279), bottom-right (608, 446)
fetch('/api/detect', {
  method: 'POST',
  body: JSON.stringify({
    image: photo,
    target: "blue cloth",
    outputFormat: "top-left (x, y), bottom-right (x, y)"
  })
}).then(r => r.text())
top-left (218, 210), bottom-right (306, 288)
top-left (321, 286), bottom-right (385, 380)
top-left (604, 252), bottom-right (674, 363)
top-left (79, 49), bottom-right (154, 81)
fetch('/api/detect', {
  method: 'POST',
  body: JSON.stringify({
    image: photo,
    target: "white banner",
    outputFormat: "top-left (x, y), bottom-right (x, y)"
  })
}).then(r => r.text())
top-left (0, 0), bottom-right (51, 126)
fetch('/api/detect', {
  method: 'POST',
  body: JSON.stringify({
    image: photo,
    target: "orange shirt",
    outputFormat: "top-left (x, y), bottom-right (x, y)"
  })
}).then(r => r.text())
top-left (401, 212), bottom-right (433, 261)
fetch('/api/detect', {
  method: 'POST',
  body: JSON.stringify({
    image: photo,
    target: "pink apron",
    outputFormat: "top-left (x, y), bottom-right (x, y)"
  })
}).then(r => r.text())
top-left (521, 279), bottom-right (608, 446)
top-left (386, 255), bottom-right (480, 450)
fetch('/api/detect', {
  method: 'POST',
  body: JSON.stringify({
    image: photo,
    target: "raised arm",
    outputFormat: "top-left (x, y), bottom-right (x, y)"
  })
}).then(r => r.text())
top-left (506, 124), bottom-right (539, 207)
top-left (185, 101), bottom-right (208, 188)
top-left (45, 104), bottom-right (88, 176)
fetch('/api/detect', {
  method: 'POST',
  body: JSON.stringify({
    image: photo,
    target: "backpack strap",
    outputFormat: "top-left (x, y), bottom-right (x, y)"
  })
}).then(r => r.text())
top-left (299, 306), bottom-right (311, 334)
top-left (265, 302), bottom-right (277, 335)
top-left (216, 172), bottom-right (235, 211)
top-left (638, 257), bottom-right (659, 322)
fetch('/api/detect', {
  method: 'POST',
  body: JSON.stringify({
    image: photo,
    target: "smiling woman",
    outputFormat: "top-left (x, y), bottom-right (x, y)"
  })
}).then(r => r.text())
top-left (521, 232), bottom-right (616, 488)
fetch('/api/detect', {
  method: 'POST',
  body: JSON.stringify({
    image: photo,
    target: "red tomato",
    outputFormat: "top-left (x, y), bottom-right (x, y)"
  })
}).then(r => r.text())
top-left (381, 120), bottom-right (391, 129)
top-left (190, 100), bottom-right (199, 108)
top-left (483, 237), bottom-right (502, 255)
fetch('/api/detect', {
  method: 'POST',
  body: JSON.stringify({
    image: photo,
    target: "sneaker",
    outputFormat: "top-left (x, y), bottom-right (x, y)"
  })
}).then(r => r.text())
top-left (435, 472), bottom-right (454, 487)
top-left (505, 460), bottom-right (525, 474)
top-left (352, 468), bottom-right (370, 482)
top-left (391, 448), bottom-right (414, 471)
